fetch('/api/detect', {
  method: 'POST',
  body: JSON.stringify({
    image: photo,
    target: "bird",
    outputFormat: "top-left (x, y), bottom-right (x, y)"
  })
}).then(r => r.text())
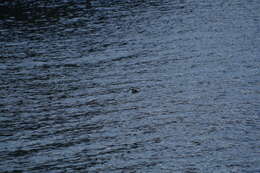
top-left (130, 87), bottom-right (140, 94)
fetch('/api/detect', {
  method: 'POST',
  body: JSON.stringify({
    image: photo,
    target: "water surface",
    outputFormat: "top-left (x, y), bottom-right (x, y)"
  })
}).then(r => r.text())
top-left (0, 0), bottom-right (260, 172)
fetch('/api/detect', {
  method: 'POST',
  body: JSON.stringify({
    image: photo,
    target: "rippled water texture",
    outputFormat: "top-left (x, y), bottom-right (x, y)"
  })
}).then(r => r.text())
top-left (0, 0), bottom-right (260, 172)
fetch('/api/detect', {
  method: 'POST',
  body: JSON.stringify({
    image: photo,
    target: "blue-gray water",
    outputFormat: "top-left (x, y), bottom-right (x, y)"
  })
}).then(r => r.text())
top-left (0, 0), bottom-right (260, 172)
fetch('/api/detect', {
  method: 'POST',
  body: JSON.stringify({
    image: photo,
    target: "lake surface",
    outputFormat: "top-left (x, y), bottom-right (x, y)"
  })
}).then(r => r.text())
top-left (0, 0), bottom-right (260, 172)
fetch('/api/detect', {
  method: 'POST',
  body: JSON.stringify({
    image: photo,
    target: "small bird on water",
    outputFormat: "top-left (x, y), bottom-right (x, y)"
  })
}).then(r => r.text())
top-left (130, 87), bottom-right (140, 94)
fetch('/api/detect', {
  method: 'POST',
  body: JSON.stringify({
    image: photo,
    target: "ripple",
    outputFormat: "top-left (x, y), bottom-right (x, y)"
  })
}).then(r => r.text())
top-left (1, 0), bottom-right (260, 172)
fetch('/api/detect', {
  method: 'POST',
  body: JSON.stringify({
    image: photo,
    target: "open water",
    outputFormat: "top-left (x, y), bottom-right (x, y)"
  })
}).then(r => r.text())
top-left (0, 0), bottom-right (260, 172)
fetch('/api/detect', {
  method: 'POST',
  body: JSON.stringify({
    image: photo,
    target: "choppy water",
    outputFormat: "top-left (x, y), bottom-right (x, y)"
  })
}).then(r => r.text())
top-left (0, 0), bottom-right (260, 172)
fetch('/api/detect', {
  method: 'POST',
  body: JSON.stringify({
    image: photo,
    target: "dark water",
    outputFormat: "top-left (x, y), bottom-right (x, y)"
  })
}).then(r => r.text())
top-left (0, 0), bottom-right (260, 172)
